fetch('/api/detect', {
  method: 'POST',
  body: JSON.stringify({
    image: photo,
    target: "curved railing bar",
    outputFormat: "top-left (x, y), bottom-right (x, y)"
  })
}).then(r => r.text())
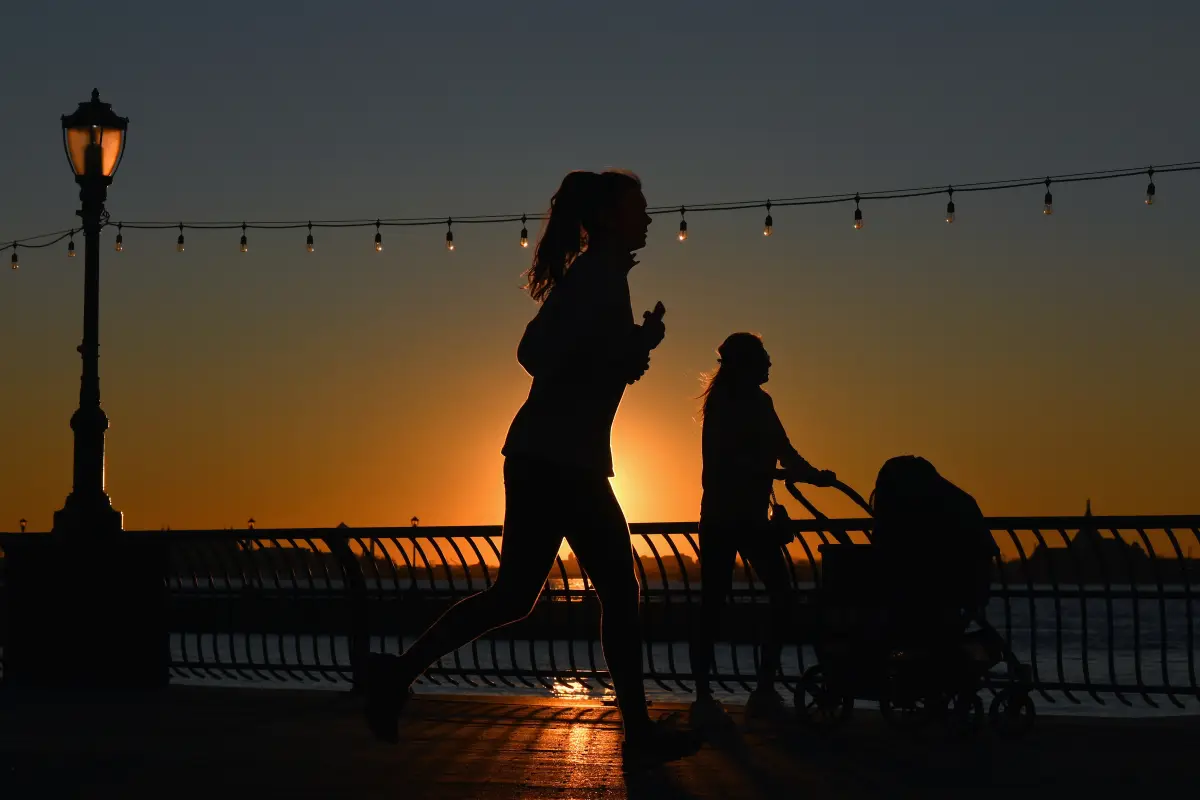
top-left (423, 536), bottom-right (468, 687)
top-left (1057, 524), bottom-right (1102, 704)
top-left (1162, 527), bottom-right (1197, 697)
top-left (1088, 526), bottom-right (1131, 707)
top-left (298, 534), bottom-right (342, 683)
top-left (1006, 528), bottom-right (1049, 702)
top-left (5, 513), bottom-right (1196, 705)
top-left (478, 535), bottom-right (536, 690)
top-left (1133, 526), bottom-right (1180, 708)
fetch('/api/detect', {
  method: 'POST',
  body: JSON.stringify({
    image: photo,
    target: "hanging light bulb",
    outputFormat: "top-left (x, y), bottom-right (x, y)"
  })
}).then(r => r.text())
top-left (853, 194), bottom-right (863, 230)
top-left (520, 214), bottom-right (529, 248)
top-left (1145, 167), bottom-right (1156, 206)
top-left (10, 245), bottom-right (18, 270)
top-left (1043, 178), bottom-right (1053, 216)
top-left (240, 223), bottom-right (248, 253)
top-left (945, 186), bottom-right (955, 224)
top-left (678, 207), bottom-right (688, 242)
top-left (763, 201), bottom-right (773, 237)
top-left (374, 220), bottom-right (383, 252)
top-left (115, 223), bottom-right (123, 252)
top-left (176, 223), bottom-right (185, 253)
top-left (67, 230), bottom-right (76, 257)
top-left (306, 222), bottom-right (315, 253)
top-left (446, 218), bottom-right (455, 251)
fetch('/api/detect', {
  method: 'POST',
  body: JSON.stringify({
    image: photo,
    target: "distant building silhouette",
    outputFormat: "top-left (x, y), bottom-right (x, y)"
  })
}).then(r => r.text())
top-left (1018, 500), bottom-right (1165, 583)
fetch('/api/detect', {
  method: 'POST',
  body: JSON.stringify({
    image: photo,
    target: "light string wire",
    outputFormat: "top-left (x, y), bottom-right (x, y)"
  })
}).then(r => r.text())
top-left (5, 160), bottom-right (1197, 254)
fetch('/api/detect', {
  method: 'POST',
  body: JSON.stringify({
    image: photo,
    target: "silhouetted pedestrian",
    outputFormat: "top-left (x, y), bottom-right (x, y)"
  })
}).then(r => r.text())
top-left (365, 169), bottom-right (698, 766)
top-left (689, 332), bottom-right (835, 726)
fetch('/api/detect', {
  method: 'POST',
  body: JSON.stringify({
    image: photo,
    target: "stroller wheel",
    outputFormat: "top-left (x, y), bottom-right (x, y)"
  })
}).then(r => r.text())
top-left (989, 689), bottom-right (1036, 737)
top-left (794, 665), bottom-right (852, 731)
top-left (879, 671), bottom-right (936, 730)
top-left (947, 691), bottom-right (985, 737)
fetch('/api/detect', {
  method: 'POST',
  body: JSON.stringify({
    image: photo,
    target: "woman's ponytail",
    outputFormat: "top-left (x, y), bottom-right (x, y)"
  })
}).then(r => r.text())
top-left (524, 170), bottom-right (641, 302)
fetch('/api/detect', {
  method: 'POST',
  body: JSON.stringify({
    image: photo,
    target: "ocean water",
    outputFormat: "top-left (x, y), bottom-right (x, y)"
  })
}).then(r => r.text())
top-left (168, 592), bottom-right (1198, 718)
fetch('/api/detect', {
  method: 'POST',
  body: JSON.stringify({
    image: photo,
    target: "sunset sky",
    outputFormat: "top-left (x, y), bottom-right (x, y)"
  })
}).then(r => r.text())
top-left (2, 3), bottom-right (1198, 532)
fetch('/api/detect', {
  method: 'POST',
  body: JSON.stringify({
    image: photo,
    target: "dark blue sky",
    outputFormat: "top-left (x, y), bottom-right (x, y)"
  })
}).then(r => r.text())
top-left (4, 2), bottom-right (1197, 226)
top-left (3, 1), bottom-right (1199, 528)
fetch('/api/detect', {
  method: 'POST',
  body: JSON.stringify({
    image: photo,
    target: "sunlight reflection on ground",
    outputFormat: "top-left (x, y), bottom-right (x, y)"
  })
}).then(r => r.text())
top-left (551, 678), bottom-right (616, 701)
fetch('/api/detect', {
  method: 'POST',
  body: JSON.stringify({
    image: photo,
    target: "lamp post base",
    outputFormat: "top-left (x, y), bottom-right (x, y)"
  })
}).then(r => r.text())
top-left (52, 493), bottom-right (124, 538)
top-left (2, 534), bottom-right (169, 690)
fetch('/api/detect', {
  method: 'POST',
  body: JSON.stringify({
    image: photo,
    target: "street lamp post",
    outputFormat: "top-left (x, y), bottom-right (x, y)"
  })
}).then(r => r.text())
top-left (3, 90), bottom-right (164, 690)
top-left (52, 89), bottom-right (128, 536)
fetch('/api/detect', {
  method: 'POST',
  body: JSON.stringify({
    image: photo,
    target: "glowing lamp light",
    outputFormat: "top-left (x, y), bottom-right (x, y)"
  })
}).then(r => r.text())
top-left (61, 89), bottom-right (128, 181)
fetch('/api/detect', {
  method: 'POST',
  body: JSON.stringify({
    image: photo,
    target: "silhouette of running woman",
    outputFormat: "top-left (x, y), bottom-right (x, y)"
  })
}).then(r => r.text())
top-left (366, 169), bottom-right (699, 765)
top-left (689, 333), bottom-right (835, 724)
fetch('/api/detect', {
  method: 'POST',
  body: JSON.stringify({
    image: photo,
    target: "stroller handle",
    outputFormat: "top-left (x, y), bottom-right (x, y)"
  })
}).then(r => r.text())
top-left (781, 477), bottom-right (874, 520)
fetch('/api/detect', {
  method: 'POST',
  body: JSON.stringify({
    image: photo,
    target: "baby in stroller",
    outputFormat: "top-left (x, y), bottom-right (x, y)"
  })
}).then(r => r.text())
top-left (870, 455), bottom-right (998, 656)
top-left (798, 456), bottom-right (1034, 734)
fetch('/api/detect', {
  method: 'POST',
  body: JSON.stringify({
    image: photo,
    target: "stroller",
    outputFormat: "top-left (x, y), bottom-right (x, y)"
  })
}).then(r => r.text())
top-left (786, 456), bottom-right (1035, 737)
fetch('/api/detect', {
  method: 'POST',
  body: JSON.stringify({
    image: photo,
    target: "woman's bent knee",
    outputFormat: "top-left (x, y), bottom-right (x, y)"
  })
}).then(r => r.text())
top-left (484, 583), bottom-right (543, 622)
top-left (596, 581), bottom-right (641, 617)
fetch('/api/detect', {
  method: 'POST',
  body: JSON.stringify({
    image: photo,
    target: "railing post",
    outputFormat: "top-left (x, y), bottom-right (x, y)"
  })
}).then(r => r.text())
top-left (330, 524), bottom-right (369, 693)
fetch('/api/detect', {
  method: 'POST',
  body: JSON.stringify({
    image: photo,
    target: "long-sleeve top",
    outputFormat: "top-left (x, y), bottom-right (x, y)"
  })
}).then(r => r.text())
top-left (700, 386), bottom-right (813, 524)
top-left (502, 247), bottom-right (648, 477)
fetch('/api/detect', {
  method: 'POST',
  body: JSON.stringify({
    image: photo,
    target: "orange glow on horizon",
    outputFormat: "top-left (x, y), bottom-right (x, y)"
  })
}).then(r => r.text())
top-left (2, 223), bottom-right (1197, 535)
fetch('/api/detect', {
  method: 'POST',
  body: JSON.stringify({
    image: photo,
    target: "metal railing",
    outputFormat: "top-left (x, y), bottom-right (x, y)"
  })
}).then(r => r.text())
top-left (1, 515), bottom-right (1197, 708)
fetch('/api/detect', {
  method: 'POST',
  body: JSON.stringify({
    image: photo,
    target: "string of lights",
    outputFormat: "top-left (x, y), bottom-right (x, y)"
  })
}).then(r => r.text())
top-left (5, 160), bottom-right (1196, 269)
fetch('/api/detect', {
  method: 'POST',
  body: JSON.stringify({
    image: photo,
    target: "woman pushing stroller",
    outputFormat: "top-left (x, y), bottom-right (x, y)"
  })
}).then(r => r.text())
top-left (690, 332), bottom-right (837, 724)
